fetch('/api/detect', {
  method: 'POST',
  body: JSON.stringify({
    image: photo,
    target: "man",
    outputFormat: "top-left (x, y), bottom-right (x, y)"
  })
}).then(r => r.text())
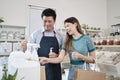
top-left (21, 40), bottom-right (27, 53)
top-left (23, 8), bottom-right (63, 80)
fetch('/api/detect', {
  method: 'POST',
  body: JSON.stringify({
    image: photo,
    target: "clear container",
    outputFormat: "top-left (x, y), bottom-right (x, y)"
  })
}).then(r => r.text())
top-left (14, 31), bottom-right (21, 40)
top-left (0, 31), bottom-right (7, 39)
top-left (114, 32), bottom-right (120, 45)
top-left (7, 31), bottom-right (14, 39)
top-left (107, 36), bottom-right (114, 45)
top-left (101, 37), bottom-right (107, 45)
top-left (95, 36), bottom-right (101, 45)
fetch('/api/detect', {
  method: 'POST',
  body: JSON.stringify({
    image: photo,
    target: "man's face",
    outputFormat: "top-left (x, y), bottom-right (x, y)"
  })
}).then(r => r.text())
top-left (42, 16), bottom-right (55, 31)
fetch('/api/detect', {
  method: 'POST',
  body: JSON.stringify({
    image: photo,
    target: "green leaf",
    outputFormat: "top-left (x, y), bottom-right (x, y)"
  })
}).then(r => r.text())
top-left (8, 69), bottom-right (18, 80)
top-left (1, 73), bottom-right (7, 80)
top-left (0, 18), bottom-right (4, 23)
top-left (1, 69), bottom-right (8, 80)
top-left (7, 74), bottom-right (13, 80)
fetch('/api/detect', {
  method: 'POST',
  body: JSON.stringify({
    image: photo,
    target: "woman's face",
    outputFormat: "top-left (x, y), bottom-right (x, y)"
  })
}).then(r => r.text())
top-left (64, 22), bottom-right (77, 35)
top-left (42, 16), bottom-right (55, 31)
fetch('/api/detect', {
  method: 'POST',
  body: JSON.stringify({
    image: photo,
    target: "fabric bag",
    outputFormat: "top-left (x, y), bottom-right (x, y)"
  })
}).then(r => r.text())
top-left (74, 62), bottom-right (106, 80)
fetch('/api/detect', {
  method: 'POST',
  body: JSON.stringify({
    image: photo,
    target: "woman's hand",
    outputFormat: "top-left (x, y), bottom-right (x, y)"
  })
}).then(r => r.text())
top-left (72, 52), bottom-right (83, 60)
top-left (72, 51), bottom-right (96, 63)
top-left (39, 57), bottom-right (49, 64)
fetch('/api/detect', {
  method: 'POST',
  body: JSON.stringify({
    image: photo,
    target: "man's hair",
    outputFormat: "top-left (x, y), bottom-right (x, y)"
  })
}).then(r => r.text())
top-left (41, 8), bottom-right (56, 21)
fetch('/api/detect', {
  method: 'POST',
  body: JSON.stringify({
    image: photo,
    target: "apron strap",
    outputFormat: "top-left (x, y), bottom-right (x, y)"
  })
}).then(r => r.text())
top-left (42, 31), bottom-right (56, 37)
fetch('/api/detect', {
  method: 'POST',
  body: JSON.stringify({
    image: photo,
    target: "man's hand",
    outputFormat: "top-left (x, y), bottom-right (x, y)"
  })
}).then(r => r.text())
top-left (49, 52), bottom-right (58, 58)
top-left (39, 57), bottom-right (49, 64)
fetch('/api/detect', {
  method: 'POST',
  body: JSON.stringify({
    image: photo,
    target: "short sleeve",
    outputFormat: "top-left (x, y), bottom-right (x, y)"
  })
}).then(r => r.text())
top-left (29, 32), bottom-right (36, 43)
top-left (55, 30), bottom-right (64, 49)
top-left (86, 36), bottom-right (95, 52)
top-left (29, 30), bottom-right (42, 44)
top-left (60, 40), bottom-right (66, 51)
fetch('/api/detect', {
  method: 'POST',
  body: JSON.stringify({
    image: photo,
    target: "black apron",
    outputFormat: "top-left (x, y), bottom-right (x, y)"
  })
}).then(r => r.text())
top-left (37, 31), bottom-right (61, 80)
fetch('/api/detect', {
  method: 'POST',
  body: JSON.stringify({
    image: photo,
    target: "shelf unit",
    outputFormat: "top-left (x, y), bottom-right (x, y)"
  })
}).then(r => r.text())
top-left (0, 25), bottom-right (26, 56)
top-left (86, 29), bottom-right (120, 76)
top-left (84, 29), bottom-right (102, 38)
top-left (96, 46), bottom-right (120, 76)
top-left (0, 25), bottom-right (26, 39)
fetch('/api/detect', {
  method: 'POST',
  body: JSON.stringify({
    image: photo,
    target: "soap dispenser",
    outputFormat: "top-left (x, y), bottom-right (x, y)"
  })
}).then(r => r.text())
top-left (50, 47), bottom-right (53, 53)
top-left (49, 47), bottom-right (53, 58)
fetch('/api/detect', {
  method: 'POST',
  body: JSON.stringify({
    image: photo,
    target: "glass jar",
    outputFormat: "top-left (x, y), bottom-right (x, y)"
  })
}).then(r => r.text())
top-left (95, 36), bottom-right (101, 45)
top-left (114, 32), bottom-right (120, 45)
top-left (107, 36), bottom-right (114, 45)
top-left (14, 31), bottom-right (21, 40)
top-left (7, 31), bottom-right (14, 39)
top-left (101, 37), bottom-right (107, 45)
top-left (0, 31), bottom-right (7, 39)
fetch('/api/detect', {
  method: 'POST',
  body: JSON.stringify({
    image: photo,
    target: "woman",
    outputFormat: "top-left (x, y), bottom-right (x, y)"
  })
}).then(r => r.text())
top-left (40, 17), bottom-right (95, 80)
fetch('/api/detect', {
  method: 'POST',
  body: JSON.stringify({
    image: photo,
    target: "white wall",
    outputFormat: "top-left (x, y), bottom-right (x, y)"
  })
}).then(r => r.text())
top-left (28, 0), bottom-right (107, 29)
top-left (0, 0), bottom-right (107, 29)
top-left (107, 0), bottom-right (120, 27)
top-left (0, 0), bottom-right (26, 26)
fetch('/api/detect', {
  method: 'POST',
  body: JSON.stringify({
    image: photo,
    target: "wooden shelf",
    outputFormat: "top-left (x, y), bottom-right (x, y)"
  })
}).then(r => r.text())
top-left (0, 39), bottom-right (21, 42)
top-left (95, 45), bottom-right (120, 47)
top-left (0, 53), bottom-right (10, 56)
top-left (86, 29), bottom-right (101, 32)
top-left (0, 25), bottom-right (25, 56)
top-left (0, 25), bottom-right (26, 28)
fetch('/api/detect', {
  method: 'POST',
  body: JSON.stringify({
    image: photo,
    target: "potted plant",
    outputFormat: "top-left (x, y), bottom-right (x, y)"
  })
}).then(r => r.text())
top-left (1, 65), bottom-right (18, 80)
top-left (0, 17), bottom-right (4, 23)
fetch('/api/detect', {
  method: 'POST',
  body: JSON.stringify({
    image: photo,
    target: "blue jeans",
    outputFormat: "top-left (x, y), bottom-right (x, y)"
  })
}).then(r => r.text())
top-left (67, 63), bottom-right (90, 80)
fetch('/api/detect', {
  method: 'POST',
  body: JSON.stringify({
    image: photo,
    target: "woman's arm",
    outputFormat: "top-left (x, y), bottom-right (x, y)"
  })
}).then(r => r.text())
top-left (81, 51), bottom-right (95, 63)
top-left (72, 51), bottom-right (95, 63)
top-left (40, 50), bottom-right (66, 64)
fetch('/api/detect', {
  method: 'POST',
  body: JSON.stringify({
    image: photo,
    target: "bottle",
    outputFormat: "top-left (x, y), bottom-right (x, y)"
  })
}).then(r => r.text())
top-left (16, 41), bottom-right (21, 51)
top-left (31, 44), bottom-right (39, 61)
top-left (49, 47), bottom-right (53, 58)
top-left (25, 41), bottom-right (32, 59)
top-left (50, 47), bottom-right (53, 53)
top-left (4, 41), bottom-right (8, 53)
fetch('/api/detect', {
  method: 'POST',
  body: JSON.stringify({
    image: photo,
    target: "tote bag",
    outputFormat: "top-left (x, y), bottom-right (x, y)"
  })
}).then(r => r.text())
top-left (74, 61), bottom-right (106, 80)
top-left (74, 40), bottom-right (106, 80)
top-left (74, 68), bottom-right (106, 80)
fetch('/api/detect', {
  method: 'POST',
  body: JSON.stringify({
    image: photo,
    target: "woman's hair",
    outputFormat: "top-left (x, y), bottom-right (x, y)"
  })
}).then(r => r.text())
top-left (64, 17), bottom-right (83, 53)
top-left (41, 8), bottom-right (56, 21)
